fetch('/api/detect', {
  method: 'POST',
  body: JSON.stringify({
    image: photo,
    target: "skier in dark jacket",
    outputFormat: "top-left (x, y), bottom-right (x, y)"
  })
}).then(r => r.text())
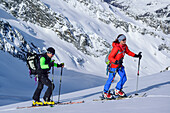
top-left (32, 47), bottom-right (64, 105)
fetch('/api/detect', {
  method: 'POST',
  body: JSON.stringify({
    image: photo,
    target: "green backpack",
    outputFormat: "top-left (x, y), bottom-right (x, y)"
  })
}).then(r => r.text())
top-left (105, 47), bottom-right (113, 65)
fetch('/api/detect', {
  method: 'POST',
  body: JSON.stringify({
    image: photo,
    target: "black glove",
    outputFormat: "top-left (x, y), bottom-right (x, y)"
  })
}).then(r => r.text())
top-left (134, 52), bottom-right (142, 59)
top-left (57, 63), bottom-right (64, 68)
top-left (49, 61), bottom-right (54, 67)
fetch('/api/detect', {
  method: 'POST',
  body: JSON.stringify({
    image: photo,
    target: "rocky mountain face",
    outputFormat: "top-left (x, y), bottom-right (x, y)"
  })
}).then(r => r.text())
top-left (0, 20), bottom-right (42, 61)
top-left (104, 0), bottom-right (170, 34)
top-left (0, 0), bottom-right (110, 59)
top-left (105, 0), bottom-right (170, 51)
top-left (0, 0), bottom-right (169, 61)
top-left (64, 0), bottom-right (169, 35)
top-left (137, 4), bottom-right (170, 35)
top-left (62, 0), bottom-right (170, 51)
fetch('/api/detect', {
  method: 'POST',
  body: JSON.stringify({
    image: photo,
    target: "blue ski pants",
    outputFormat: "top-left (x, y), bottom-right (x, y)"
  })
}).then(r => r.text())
top-left (104, 66), bottom-right (127, 93)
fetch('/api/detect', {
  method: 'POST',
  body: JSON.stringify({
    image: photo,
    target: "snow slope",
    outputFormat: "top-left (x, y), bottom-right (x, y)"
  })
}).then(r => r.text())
top-left (0, 71), bottom-right (170, 113)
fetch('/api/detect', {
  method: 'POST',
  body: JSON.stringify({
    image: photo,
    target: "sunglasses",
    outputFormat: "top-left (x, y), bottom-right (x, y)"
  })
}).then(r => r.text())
top-left (47, 51), bottom-right (54, 55)
top-left (122, 38), bottom-right (126, 41)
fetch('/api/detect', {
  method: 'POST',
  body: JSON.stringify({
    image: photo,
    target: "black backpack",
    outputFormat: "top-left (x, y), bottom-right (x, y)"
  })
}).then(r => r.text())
top-left (26, 52), bottom-right (41, 76)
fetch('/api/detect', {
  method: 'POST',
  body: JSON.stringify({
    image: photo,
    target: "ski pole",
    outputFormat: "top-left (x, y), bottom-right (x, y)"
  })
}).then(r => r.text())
top-left (135, 52), bottom-right (142, 95)
top-left (58, 67), bottom-right (63, 103)
top-left (51, 66), bottom-right (54, 101)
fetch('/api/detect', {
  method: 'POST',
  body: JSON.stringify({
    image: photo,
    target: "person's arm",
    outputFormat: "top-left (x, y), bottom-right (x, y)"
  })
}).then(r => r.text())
top-left (40, 57), bottom-right (50, 69)
top-left (125, 45), bottom-right (142, 59)
top-left (53, 62), bottom-right (58, 67)
top-left (125, 46), bottom-right (135, 57)
top-left (50, 60), bottom-right (64, 68)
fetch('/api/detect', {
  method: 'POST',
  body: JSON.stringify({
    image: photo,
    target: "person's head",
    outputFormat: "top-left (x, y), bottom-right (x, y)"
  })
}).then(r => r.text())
top-left (114, 34), bottom-right (126, 45)
top-left (47, 47), bottom-right (55, 58)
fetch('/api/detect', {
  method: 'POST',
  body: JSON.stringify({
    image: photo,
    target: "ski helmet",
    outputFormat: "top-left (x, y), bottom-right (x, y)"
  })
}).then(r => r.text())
top-left (118, 34), bottom-right (126, 42)
top-left (47, 47), bottom-right (55, 55)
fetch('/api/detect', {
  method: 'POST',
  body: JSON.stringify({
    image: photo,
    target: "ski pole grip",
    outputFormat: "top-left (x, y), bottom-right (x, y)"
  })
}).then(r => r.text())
top-left (139, 52), bottom-right (142, 59)
top-left (137, 52), bottom-right (142, 76)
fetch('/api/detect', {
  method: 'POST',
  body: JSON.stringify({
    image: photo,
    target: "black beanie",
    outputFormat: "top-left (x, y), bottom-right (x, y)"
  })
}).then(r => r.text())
top-left (47, 47), bottom-right (55, 55)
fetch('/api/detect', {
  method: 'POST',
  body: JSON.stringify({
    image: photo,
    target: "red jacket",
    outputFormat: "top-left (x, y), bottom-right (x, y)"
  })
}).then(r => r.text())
top-left (108, 42), bottom-right (135, 68)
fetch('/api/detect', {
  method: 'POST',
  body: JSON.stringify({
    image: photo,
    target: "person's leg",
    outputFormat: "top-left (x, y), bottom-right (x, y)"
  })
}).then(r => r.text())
top-left (104, 68), bottom-right (116, 93)
top-left (115, 67), bottom-right (127, 96)
top-left (41, 76), bottom-right (55, 101)
top-left (115, 67), bottom-right (127, 90)
top-left (32, 79), bottom-right (44, 101)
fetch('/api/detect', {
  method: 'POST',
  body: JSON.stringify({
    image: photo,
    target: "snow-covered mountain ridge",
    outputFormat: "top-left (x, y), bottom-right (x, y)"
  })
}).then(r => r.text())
top-left (0, 0), bottom-right (110, 57)
top-left (60, 0), bottom-right (170, 51)
top-left (0, 0), bottom-right (170, 58)
top-left (0, 0), bottom-right (169, 74)
top-left (0, 20), bottom-right (43, 60)
top-left (43, 0), bottom-right (170, 72)
top-left (106, 0), bottom-right (170, 35)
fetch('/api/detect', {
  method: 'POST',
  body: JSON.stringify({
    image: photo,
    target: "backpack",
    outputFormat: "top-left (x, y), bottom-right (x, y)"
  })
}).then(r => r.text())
top-left (105, 42), bottom-right (117, 65)
top-left (105, 43), bottom-right (115, 75)
top-left (26, 52), bottom-right (41, 76)
top-left (105, 47), bottom-right (113, 65)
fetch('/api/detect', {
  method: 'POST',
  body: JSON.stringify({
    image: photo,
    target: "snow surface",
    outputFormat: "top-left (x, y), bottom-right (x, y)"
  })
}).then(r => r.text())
top-left (0, 0), bottom-right (170, 113)
top-left (0, 70), bottom-right (170, 113)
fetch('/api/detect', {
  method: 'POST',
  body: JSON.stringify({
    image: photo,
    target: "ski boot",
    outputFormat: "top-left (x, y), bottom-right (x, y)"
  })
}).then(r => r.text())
top-left (32, 100), bottom-right (43, 106)
top-left (102, 91), bottom-right (114, 100)
top-left (114, 89), bottom-right (127, 97)
top-left (43, 99), bottom-right (55, 106)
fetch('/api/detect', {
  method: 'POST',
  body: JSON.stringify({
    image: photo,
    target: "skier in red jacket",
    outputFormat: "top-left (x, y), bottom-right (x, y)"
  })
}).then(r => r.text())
top-left (103, 34), bottom-right (142, 99)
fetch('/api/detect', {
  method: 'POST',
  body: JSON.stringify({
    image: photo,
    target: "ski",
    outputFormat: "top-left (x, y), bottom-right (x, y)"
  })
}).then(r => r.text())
top-left (93, 93), bottom-right (147, 101)
top-left (16, 100), bottom-right (84, 109)
top-left (93, 95), bottom-right (132, 101)
top-left (56, 100), bottom-right (85, 105)
top-left (115, 93), bottom-right (147, 100)
top-left (115, 95), bottom-right (133, 100)
top-left (131, 93), bottom-right (147, 98)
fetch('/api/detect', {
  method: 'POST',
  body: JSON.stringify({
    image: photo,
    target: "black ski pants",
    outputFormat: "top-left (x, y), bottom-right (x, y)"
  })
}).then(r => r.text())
top-left (32, 74), bottom-right (55, 101)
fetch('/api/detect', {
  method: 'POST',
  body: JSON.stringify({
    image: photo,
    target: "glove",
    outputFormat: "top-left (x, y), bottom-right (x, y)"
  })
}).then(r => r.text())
top-left (57, 63), bottom-right (64, 68)
top-left (134, 52), bottom-right (142, 59)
